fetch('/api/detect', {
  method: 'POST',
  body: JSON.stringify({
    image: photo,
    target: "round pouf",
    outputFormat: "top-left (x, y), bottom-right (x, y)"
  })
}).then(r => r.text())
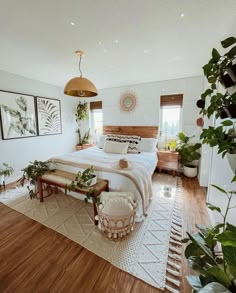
top-left (96, 192), bottom-right (136, 241)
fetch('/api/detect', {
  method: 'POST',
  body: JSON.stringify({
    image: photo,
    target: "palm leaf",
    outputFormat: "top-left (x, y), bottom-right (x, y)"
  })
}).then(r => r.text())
top-left (38, 99), bottom-right (61, 134)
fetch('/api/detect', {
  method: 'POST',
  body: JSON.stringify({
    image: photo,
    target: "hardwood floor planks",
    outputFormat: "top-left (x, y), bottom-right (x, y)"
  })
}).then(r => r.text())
top-left (0, 175), bottom-right (208, 293)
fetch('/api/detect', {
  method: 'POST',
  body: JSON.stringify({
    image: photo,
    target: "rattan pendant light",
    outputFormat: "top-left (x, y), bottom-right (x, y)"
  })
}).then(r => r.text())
top-left (64, 51), bottom-right (98, 97)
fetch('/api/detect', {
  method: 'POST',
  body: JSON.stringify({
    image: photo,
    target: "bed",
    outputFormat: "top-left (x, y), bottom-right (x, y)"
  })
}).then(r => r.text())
top-left (50, 126), bottom-right (158, 221)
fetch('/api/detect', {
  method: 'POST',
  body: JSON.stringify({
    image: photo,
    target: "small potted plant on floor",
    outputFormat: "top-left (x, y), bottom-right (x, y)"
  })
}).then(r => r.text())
top-left (19, 160), bottom-right (54, 199)
top-left (0, 163), bottom-right (14, 188)
top-left (176, 132), bottom-right (201, 178)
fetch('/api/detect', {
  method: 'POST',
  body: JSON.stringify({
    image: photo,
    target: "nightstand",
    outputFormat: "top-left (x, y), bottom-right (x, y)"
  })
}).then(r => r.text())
top-left (75, 144), bottom-right (96, 151)
top-left (157, 150), bottom-right (179, 176)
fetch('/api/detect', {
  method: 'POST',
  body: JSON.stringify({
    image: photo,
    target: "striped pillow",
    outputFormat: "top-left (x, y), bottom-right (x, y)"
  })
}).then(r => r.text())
top-left (106, 134), bottom-right (141, 154)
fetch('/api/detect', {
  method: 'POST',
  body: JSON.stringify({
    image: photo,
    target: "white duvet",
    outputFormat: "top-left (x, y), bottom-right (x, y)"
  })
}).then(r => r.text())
top-left (50, 146), bottom-right (157, 221)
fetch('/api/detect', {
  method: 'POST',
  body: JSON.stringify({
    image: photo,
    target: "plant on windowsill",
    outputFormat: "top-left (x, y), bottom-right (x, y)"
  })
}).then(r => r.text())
top-left (76, 128), bottom-right (91, 150)
top-left (0, 163), bottom-right (14, 189)
top-left (176, 132), bottom-right (201, 178)
top-left (182, 185), bottom-right (236, 292)
top-left (65, 166), bottom-right (99, 204)
top-left (19, 160), bottom-right (55, 199)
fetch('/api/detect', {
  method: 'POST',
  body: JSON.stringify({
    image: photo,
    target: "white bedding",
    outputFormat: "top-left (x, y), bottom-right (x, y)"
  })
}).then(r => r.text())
top-left (50, 146), bottom-right (157, 221)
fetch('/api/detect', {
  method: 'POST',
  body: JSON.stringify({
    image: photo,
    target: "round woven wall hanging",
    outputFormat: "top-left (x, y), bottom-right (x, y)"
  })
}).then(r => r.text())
top-left (120, 92), bottom-right (137, 112)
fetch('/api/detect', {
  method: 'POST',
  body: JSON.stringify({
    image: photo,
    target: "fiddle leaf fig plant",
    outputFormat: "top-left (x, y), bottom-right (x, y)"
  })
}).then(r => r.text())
top-left (183, 185), bottom-right (236, 292)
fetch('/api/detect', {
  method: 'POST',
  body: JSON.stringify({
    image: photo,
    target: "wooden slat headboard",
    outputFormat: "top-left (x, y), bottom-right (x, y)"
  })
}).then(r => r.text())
top-left (103, 126), bottom-right (158, 138)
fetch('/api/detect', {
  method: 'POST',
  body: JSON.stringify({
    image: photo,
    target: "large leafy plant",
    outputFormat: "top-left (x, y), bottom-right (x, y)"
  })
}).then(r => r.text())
top-left (19, 160), bottom-right (53, 199)
top-left (183, 185), bottom-right (236, 292)
top-left (75, 101), bottom-right (88, 122)
top-left (176, 132), bottom-right (201, 166)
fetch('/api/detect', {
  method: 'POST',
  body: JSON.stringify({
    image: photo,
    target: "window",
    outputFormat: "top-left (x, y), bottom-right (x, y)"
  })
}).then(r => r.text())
top-left (160, 94), bottom-right (183, 138)
top-left (89, 101), bottom-right (103, 136)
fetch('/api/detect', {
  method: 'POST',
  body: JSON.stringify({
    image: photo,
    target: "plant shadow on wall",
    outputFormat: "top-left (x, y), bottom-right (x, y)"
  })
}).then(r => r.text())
top-left (1, 96), bottom-right (36, 138)
top-left (183, 36), bottom-right (236, 292)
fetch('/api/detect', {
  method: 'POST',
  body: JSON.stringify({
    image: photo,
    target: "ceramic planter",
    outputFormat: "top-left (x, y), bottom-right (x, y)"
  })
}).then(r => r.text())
top-left (83, 175), bottom-right (97, 187)
top-left (227, 64), bottom-right (236, 82)
top-left (227, 153), bottom-right (236, 173)
top-left (0, 175), bottom-right (5, 185)
top-left (183, 165), bottom-right (198, 178)
top-left (220, 74), bottom-right (235, 88)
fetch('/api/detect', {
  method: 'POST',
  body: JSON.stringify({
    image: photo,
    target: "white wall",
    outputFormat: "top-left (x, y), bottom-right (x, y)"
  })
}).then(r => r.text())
top-left (0, 70), bottom-right (78, 183)
top-left (96, 76), bottom-right (204, 139)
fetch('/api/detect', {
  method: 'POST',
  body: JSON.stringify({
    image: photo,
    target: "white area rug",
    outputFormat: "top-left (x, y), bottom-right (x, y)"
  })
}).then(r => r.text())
top-left (1, 174), bottom-right (183, 292)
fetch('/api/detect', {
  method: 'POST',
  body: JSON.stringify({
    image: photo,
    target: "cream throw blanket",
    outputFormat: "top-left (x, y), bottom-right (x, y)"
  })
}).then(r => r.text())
top-left (50, 150), bottom-right (153, 214)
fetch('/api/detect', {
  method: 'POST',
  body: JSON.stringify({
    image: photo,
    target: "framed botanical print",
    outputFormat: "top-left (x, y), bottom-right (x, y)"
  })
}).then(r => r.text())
top-left (0, 90), bottom-right (37, 140)
top-left (36, 97), bottom-right (62, 136)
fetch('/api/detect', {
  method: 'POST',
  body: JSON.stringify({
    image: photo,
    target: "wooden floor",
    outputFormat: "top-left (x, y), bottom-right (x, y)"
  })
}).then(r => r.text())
top-left (0, 174), bottom-right (208, 293)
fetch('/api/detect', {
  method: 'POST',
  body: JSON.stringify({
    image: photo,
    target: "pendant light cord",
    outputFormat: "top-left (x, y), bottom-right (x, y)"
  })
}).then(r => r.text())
top-left (78, 55), bottom-right (82, 77)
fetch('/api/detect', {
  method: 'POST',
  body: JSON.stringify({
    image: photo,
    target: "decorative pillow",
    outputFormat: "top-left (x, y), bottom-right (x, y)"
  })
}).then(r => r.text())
top-left (98, 135), bottom-right (106, 149)
top-left (103, 140), bottom-right (129, 154)
top-left (139, 138), bottom-right (157, 152)
top-left (106, 134), bottom-right (141, 154)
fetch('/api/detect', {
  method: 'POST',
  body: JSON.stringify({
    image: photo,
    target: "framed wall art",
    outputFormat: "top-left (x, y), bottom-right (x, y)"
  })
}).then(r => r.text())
top-left (0, 90), bottom-right (37, 140)
top-left (36, 97), bottom-right (62, 136)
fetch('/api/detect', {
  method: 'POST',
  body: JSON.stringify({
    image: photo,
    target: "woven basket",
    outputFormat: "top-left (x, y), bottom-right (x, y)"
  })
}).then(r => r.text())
top-left (97, 210), bottom-right (136, 241)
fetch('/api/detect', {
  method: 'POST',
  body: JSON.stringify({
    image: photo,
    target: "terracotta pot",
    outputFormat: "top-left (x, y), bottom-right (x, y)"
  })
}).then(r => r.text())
top-left (196, 117), bottom-right (204, 127)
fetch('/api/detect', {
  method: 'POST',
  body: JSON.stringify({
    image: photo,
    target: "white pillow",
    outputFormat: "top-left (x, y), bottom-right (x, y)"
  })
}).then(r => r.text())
top-left (98, 135), bottom-right (106, 148)
top-left (103, 140), bottom-right (129, 154)
top-left (139, 138), bottom-right (157, 152)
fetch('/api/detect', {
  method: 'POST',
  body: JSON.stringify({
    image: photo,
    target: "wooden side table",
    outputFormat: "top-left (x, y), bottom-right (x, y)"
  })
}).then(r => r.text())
top-left (157, 150), bottom-right (179, 176)
top-left (38, 170), bottom-right (109, 225)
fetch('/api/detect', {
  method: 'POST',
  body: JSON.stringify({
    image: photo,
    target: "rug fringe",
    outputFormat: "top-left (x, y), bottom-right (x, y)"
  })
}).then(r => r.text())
top-left (165, 177), bottom-right (183, 293)
top-left (165, 285), bottom-right (180, 293)
top-left (166, 276), bottom-right (181, 286)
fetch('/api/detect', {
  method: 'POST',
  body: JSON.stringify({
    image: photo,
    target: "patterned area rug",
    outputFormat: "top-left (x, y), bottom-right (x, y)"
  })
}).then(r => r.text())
top-left (1, 174), bottom-right (183, 292)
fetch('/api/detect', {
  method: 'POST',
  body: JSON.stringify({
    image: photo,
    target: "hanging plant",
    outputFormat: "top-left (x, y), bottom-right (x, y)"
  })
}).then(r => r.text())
top-left (75, 101), bottom-right (88, 122)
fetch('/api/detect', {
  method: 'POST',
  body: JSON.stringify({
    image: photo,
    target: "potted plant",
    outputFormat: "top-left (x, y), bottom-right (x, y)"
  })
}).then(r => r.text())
top-left (168, 140), bottom-right (177, 152)
top-left (0, 163), bottom-right (14, 188)
top-left (19, 160), bottom-right (54, 199)
top-left (75, 101), bottom-right (89, 121)
top-left (199, 36), bottom-right (236, 119)
top-left (182, 185), bottom-right (236, 292)
top-left (76, 128), bottom-right (91, 150)
top-left (66, 166), bottom-right (99, 203)
top-left (176, 132), bottom-right (201, 178)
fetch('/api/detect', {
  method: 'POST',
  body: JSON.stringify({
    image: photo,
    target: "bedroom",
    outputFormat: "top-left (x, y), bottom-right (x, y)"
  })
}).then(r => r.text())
top-left (0, 0), bottom-right (236, 292)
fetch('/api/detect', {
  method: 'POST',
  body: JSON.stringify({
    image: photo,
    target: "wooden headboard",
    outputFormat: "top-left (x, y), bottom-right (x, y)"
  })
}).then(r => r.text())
top-left (103, 126), bottom-right (158, 138)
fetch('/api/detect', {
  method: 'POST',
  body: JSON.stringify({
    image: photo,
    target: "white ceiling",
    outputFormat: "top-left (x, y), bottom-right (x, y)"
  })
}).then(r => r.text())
top-left (0, 0), bottom-right (236, 89)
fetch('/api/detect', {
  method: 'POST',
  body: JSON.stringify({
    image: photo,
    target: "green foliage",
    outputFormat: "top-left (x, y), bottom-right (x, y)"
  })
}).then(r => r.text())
top-left (200, 121), bottom-right (236, 157)
top-left (1, 96), bottom-right (36, 136)
top-left (77, 128), bottom-right (90, 145)
top-left (184, 185), bottom-right (236, 292)
top-left (66, 166), bottom-right (99, 204)
top-left (176, 132), bottom-right (201, 166)
top-left (75, 101), bottom-right (88, 122)
top-left (0, 163), bottom-right (14, 177)
top-left (19, 160), bottom-right (54, 199)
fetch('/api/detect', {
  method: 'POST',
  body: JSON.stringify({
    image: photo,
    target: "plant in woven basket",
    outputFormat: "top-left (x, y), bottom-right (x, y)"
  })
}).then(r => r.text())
top-left (182, 185), bottom-right (236, 292)
top-left (19, 160), bottom-right (54, 199)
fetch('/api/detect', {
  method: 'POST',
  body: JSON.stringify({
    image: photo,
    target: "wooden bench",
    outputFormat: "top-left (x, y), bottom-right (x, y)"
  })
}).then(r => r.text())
top-left (38, 170), bottom-right (109, 225)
